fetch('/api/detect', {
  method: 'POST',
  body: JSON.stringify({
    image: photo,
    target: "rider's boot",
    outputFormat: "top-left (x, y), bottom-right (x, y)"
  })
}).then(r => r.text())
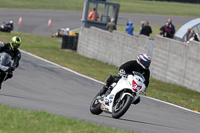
top-left (0, 79), bottom-right (3, 90)
top-left (97, 75), bottom-right (115, 100)
top-left (104, 86), bottom-right (113, 96)
top-left (132, 96), bottom-right (141, 104)
top-left (98, 86), bottom-right (113, 98)
top-left (0, 74), bottom-right (6, 90)
top-left (99, 75), bottom-right (115, 96)
top-left (99, 85), bottom-right (108, 96)
top-left (97, 85), bottom-right (108, 101)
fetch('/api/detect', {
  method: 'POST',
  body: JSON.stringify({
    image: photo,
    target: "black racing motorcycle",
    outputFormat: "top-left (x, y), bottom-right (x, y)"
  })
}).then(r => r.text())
top-left (0, 52), bottom-right (12, 87)
top-left (0, 22), bottom-right (13, 32)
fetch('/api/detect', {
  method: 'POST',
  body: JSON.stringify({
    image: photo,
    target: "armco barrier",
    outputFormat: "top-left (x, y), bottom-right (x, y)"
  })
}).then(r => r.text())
top-left (61, 34), bottom-right (78, 50)
top-left (77, 27), bottom-right (200, 92)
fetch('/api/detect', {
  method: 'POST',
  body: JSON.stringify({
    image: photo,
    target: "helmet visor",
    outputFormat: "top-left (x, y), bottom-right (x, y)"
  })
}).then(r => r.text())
top-left (141, 60), bottom-right (151, 69)
top-left (12, 42), bottom-right (20, 49)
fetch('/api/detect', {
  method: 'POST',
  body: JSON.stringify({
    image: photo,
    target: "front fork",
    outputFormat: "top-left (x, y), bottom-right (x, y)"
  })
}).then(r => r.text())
top-left (0, 71), bottom-right (7, 84)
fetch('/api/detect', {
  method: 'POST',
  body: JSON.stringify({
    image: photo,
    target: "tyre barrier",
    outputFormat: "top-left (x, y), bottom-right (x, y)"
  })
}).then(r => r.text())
top-left (61, 34), bottom-right (79, 50)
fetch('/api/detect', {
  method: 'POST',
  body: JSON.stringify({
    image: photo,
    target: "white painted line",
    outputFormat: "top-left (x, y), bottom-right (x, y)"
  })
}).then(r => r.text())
top-left (20, 49), bottom-right (200, 115)
top-left (21, 50), bottom-right (104, 85)
top-left (143, 96), bottom-right (200, 114)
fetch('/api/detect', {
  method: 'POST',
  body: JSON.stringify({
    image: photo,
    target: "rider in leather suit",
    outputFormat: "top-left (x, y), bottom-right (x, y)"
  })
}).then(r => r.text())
top-left (99, 54), bottom-right (151, 104)
top-left (0, 36), bottom-right (21, 89)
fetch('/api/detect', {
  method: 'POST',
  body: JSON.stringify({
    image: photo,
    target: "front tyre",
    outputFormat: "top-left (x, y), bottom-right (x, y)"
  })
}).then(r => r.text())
top-left (112, 95), bottom-right (133, 119)
top-left (90, 93), bottom-right (103, 115)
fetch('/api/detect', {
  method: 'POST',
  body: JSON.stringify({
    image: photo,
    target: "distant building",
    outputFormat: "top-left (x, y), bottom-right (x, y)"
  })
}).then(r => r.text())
top-left (82, 0), bottom-right (120, 30)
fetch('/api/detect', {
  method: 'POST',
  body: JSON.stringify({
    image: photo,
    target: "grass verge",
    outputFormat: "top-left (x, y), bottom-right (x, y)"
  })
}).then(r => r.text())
top-left (0, 0), bottom-right (199, 17)
top-left (0, 104), bottom-right (134, 133)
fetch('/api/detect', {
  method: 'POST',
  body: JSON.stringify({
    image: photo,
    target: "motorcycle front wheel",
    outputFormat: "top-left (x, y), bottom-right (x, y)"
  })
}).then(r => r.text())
top-left (112, 95), bottom-right (133, 119)
top-left (90, 92), bottom-right (103, 115)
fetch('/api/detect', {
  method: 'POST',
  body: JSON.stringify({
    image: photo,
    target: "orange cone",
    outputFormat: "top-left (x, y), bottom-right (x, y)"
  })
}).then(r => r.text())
top-left (18, 16), bottom-right (22, 24)
top-left (48, 18), bottom-right (52, 27)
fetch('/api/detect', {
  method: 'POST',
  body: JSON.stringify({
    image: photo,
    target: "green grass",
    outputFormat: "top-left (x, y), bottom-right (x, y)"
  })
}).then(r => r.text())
top-left (0, 0), bottom-right (200, 17)
top-left (111, 0), bottom-right (200, 17)
top-left (0, 104), bottom-right (134, 133)
top-left (0, 0), bottom-right (84, 11)
top-left (149, 78), bottom-right (200, 111)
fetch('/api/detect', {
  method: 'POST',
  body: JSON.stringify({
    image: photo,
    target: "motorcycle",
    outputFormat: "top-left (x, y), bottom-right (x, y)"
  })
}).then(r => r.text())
top-left (52, 28), bottom-right (70, 37)
top-left (0, 22), bottom-right (13, 32)
top-left (90, 72), bottom-right (146, 119)
top-left (0, 52), bottom-right (12, 86)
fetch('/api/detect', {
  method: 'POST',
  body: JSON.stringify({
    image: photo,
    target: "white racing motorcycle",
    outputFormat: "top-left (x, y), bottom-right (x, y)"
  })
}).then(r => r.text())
top-left (90, 72), bottom-right (146, 119)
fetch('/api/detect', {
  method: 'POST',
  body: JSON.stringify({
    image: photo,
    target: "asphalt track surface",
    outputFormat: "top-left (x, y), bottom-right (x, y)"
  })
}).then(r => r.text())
top-left (0, 9), bottom-right (200, 133)
top-left (0, 9), bottom-right (196, 36)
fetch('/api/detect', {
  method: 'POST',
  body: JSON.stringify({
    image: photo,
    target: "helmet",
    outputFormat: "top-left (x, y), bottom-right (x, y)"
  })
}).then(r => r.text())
top-left (66, 28), bottom-right (70, 31)
top-left (10, 20), bottom-right (13, 24)
top-left (10, 36), bottom-right (21, 50)
top-left (137, 54), bottom-right (151, 69)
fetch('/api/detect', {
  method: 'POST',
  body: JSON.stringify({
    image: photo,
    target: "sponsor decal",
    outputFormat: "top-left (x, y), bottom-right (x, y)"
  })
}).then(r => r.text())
top-left (132, 80), bottom-right (142, 92)
top-left (100, 103), bottom-right (104, 110)
top-left (109, 96), bottom-right (113, 99)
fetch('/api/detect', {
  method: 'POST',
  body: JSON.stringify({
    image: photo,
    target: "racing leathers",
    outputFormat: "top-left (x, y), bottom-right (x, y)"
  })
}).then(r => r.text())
top-left (99, 60), bottom-right (150, 104)
top-left (119, 60), bottom-right (150, 88)
top-left (0, 42), bottom-right (21, 88)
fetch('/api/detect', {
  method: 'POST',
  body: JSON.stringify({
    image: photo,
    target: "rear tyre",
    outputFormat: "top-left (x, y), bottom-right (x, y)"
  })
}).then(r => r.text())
top-left (112, 95), bottom-right (133, 119)
top-left (90, 93), bottom-right (103, 115)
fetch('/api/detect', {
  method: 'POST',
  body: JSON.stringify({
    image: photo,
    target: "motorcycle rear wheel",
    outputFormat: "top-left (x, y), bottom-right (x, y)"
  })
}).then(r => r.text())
top-left (112, 95), bottom-right (133, 119)
top-left (90, 93), bottom-right (103, 115)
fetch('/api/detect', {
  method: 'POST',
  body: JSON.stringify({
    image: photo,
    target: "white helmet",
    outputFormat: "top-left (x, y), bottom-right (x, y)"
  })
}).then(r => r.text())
top-left (66, 28), bottom-right (70, 31)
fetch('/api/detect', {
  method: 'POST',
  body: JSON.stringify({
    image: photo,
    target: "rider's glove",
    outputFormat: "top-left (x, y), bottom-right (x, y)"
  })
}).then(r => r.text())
top-left (0, 41), bottom-right (4, 46)
top-left (118, 69), bottom-right (126, 76)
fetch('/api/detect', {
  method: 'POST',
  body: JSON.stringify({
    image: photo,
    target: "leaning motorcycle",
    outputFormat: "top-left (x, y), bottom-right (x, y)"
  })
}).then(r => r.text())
top-left (0, 52), bottom-right (12, 85)
top-left (0, 22), bottom-right (13, 32)
top-left (90, 72), bottom-right (146, 119)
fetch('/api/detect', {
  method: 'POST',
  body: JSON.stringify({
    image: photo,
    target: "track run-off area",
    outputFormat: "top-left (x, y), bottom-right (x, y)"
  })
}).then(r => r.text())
top-left (0, 9), bottom-right (200, 133)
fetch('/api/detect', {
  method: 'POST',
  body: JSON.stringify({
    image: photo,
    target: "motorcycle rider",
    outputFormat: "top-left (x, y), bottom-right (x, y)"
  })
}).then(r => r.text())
top-left (99, 53), bottom-right (151, 104)
top-left (0, 36), bottom-right (21, 89)
top-left (0, 20), bottom-right (14, 32)
top-left (7, 21), bottom-right (14, 31)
